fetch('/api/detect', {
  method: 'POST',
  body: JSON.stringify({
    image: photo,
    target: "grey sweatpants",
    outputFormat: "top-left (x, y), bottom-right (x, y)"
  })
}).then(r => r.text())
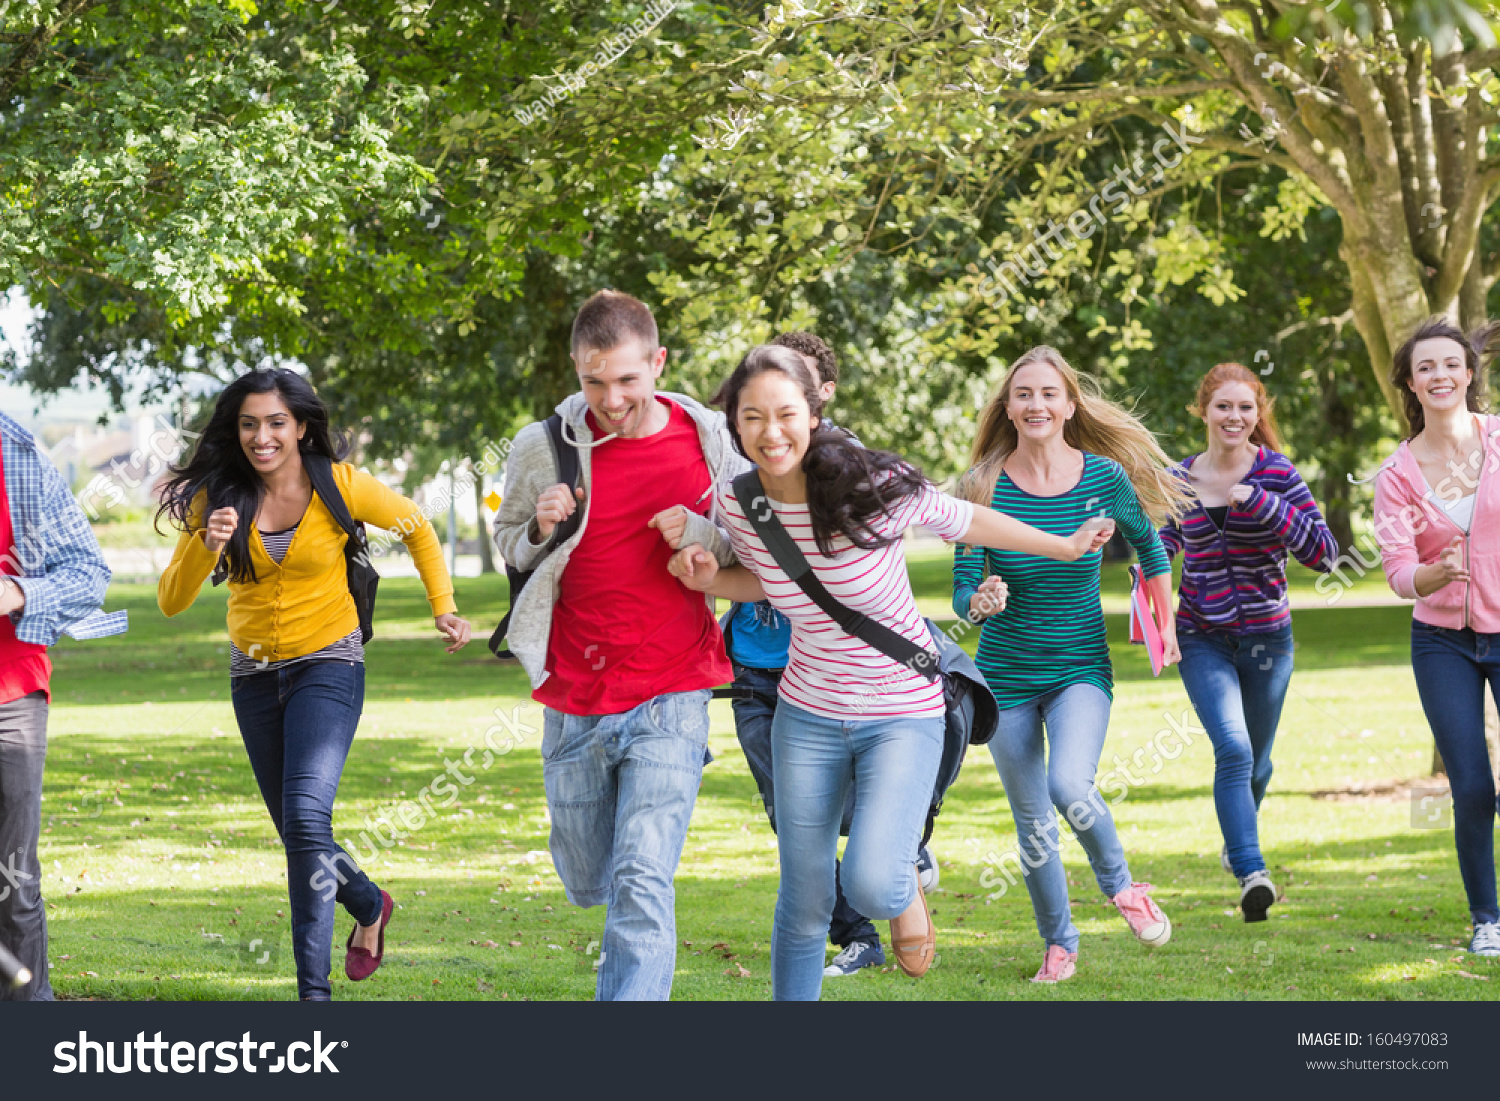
top-left (0, 691), bottom-right (50, 1001)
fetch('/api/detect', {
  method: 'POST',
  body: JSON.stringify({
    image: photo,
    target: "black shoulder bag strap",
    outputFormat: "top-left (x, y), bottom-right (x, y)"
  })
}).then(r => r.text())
top-left (304, 452), bottom-right (379, 644)
top-left (303, 452), bottom-right (358, 543)
top-left (729, 470), bottom-right (938, 681)
top-left (488, 414), bottom-right (580, 658)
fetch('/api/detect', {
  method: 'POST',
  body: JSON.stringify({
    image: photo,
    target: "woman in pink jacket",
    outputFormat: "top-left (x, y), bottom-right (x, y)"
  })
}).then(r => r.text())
top-left (1373, 317), bottom-right (1500, 958)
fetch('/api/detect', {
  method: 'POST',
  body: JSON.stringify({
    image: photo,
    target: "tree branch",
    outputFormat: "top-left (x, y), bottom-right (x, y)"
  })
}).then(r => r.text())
top-left (0, 0), bottom-right (105, 104)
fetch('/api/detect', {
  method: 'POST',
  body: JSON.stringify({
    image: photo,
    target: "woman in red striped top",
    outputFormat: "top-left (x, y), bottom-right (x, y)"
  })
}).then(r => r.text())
top-left (667, 345), bottom-right (1112, 1000)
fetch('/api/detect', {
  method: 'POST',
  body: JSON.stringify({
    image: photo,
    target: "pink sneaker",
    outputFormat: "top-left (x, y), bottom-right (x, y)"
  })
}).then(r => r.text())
top-left (1030, 944), bottom-right (1077, 983)
top-left (1112, 881), bottom-right (1171, 946)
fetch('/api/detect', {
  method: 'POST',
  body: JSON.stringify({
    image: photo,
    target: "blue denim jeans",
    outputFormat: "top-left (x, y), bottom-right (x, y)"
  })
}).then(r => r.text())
top-left (988, 683), bottom-right (1130, 953)
top-left (1410, 622), bottom-right (1500, 925)
top-left (730, 662), bottom-right (876, 949)
top-left (231, 660), bottom-right (384, 1001)
top-left (1177, 623), bottom-right (1295, 878)
top-left (0, 692), bottom-right (50, 1001)
top-left (542, 688), bottom-right (711, 1001)
top-left (769, 700), bottom-right (942, 1001)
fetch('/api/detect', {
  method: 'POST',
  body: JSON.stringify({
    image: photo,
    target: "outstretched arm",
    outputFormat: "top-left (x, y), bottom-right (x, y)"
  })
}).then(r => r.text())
top-left (961, 504), bottom-right (1114, 562)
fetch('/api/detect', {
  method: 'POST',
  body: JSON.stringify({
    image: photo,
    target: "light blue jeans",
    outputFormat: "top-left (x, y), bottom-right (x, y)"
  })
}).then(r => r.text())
top-left (989, 683), bottom-right (1131, 953)
top-left (770, 700), bottom-right (943, 1001)
top-left (541, 688), bottom-right (711, 1001)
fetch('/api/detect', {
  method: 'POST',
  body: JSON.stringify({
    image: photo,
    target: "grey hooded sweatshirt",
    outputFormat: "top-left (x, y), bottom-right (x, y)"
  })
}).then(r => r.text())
top-left (493, 390), bottom-right (751, 691)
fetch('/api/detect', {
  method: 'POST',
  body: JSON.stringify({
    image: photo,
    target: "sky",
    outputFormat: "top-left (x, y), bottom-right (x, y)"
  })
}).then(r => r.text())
top-left (0, 290), bottom-right (165, 427)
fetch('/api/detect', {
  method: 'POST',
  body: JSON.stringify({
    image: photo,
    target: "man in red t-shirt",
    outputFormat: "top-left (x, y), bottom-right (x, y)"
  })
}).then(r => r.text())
top-left (494, 290), bottom-right (745, 1000)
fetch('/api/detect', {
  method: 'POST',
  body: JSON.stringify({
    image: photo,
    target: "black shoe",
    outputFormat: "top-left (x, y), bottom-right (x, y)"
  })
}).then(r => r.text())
top-left (1238, 870), bottom-right (1275, 923)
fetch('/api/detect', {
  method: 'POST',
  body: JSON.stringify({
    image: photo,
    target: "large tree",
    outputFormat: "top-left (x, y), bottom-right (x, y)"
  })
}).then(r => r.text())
top-left (597, 1), bottom-right (1500, 430)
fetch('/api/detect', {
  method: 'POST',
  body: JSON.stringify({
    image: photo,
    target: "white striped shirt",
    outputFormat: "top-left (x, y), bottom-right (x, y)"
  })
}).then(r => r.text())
top-left (719, 481), bottom-right (973, 719)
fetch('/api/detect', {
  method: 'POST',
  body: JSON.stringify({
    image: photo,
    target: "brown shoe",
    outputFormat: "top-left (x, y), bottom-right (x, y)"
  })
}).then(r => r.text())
top-left (889, 866), bottom-right (934, 978)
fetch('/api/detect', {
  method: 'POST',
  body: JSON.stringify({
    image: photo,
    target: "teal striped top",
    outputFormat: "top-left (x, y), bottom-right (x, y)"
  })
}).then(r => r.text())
top-left (951, 451), bottom-right (1170, 710)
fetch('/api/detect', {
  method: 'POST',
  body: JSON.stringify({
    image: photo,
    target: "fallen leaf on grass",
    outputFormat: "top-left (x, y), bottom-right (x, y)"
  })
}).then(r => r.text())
top-left (1455, 970), bottom-right (1489, 981)
top-left (725, 964), bottom-right (750, 978)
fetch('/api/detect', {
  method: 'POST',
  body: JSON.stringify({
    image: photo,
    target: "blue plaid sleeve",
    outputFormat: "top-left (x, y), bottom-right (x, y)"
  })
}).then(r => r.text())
top-left (6, 439), bottom-right (122, 646)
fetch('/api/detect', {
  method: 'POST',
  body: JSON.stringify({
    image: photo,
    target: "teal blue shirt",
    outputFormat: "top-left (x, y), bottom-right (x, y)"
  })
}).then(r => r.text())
top-left (951, 452), bottom-right (1169, 709)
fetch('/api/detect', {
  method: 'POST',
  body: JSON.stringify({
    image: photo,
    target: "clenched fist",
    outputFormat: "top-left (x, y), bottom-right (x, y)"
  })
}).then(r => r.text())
top-left (648, 505), bottom-right (689, 548)
top-left (202, 507), bottom-right (239, 554)
top-left (969, 575), bottom-right (1008, 621)
top-left (536, 483), bottom-right (586, 540)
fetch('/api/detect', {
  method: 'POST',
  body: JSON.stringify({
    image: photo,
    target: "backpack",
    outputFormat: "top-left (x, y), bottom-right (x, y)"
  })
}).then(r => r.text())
top-left (488, 414), bottom-right (580, 659)
top-left (729, 470), bottom-right (999, 845)
top-left (210, 452), bottom-right (379, 643)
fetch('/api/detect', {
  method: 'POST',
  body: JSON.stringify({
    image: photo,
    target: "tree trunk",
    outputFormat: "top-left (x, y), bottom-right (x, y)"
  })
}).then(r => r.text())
top-left (1341, 229), bottom-right (1433, 432)
top-left (1318, 362), bottom-right (1356, 555)
top-left (475, 473), bottom-right (495, 575)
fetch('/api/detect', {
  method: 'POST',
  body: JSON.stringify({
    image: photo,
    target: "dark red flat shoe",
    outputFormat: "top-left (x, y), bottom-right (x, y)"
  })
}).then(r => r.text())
top-left (345, 890), bottom-right (393, 982)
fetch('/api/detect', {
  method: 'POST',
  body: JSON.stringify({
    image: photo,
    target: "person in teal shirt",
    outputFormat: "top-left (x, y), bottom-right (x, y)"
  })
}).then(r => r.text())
top-left (953, 345), bottom-right (1191, 984)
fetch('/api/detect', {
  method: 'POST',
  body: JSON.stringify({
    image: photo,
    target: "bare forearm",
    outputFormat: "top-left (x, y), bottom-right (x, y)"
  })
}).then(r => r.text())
top-left (1146, 571), bottom-right (1175, 638)
top-left (701, 565), bottom-right (766, 603)
top-left (963, 505), bottom-right (1075, 561)
top-left (1413, 562), bottom-right (1454, 597)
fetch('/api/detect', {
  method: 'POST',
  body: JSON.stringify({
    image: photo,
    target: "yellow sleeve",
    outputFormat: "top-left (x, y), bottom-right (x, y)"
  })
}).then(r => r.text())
top-left (343, 466), bottom-right (457, 617)
top-left (157, 491), bottom-right (221, 617)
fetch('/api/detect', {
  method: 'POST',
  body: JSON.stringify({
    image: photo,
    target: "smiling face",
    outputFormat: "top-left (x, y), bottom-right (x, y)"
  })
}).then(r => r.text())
top-left (736, 369), bottom-right (819, 479)
top-left (1204, 381), bottom-right (1259, 449)
top-left (238, 390), bottom-right (306, 477)
top-left (1005, 362), bottom-right (1075, 443)
top-left (1407, 336), bottom-right (1472, 413)
top-left (574, 339), bottom-right (667, 438)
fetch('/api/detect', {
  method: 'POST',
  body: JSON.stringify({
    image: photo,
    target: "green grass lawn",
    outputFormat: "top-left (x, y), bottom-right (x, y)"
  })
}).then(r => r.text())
top-left (36, 557), bottom-right (1492, 1000)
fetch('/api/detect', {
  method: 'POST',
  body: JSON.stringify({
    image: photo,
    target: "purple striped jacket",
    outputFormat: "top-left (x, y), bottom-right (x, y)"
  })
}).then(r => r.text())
top-left (1158, 447), bottom-right (1338, 635)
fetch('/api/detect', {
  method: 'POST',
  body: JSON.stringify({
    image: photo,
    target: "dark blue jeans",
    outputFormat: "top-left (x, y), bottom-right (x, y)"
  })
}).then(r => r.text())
top-left (1410, 622), bottom-right (1500, 925)
top-left (231, 660), bottom-right (384, 1000)
top-left (1177, 623), bottom-right (1295, 878)
top-left (730, 663), bottom-right (877, 948)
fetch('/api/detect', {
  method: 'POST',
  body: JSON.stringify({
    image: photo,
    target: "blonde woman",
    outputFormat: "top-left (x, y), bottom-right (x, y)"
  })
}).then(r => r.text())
top-left (952, 346), bottom-right (1191, 983)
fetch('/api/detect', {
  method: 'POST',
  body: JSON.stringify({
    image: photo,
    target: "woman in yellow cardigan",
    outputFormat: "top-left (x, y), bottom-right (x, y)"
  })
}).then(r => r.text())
top-left (158, 369), bottom-right (472, 1000)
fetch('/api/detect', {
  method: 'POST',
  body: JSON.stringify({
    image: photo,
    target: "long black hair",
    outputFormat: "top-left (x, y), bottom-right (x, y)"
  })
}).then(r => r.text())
top-left (713, 344), bottom-right (929, 557)
top-left (1391, 317), bottom-right (1497, 438)
top-left (156, 368), bottom-right (349, 583)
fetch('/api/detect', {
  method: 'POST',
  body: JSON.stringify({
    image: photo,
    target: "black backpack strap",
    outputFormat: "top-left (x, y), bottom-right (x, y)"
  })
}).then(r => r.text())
top-left (209, 459), bottom-right (354, 586)
top-left (488, 414), bottom-right (579, 658)
top-left (730, 470), bottom-right (938, 681)
top-left (303, 452), bottom-right (358, 541)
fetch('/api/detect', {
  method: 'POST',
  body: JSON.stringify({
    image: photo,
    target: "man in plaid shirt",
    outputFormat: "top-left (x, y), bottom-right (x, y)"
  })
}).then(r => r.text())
top-left (0, 410), bottom-right (126, 1000)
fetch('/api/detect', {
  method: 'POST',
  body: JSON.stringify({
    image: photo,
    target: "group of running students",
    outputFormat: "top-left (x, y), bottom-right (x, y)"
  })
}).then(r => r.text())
top-left (136, 290), bottom-right (1500, 1001)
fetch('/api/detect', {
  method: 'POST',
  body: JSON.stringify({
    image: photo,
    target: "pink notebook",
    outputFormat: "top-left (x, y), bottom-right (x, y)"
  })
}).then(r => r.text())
top-left (1128, 564), bottom-right (1166, 676)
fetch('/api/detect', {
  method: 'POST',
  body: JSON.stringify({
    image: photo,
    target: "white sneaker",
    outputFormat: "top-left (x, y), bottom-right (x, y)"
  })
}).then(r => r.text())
top-left (1221, 844), bottom-right (1233, 875)
top-left (1470, 922), bottom-right (1500, 957)
top-left (917, 845), bottom-right (940, 892)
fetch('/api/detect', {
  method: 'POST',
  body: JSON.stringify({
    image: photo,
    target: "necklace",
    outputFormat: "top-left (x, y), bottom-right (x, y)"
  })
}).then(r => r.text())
top-left (1416, 416), bottom-right (1480, 467)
